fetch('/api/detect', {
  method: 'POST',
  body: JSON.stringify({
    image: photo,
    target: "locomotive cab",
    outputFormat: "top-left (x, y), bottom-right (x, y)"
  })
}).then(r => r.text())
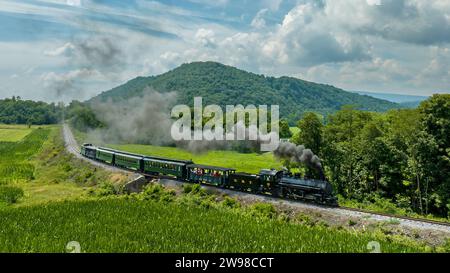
top-left (259, 169), bottom-right (283, 193)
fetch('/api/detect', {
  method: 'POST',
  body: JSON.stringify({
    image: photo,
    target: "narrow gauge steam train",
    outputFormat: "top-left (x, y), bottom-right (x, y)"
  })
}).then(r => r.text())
top-left (81, 143), bottom-right (338, 206)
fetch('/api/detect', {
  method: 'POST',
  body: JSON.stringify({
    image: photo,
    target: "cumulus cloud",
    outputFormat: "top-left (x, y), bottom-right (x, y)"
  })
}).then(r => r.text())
top-left (251, 9), bottom-right (269, 28)
top-left (44, 42), bottom-right (75, 56)
top-left (324, 0), bottom-right (450, 45)
top-left (195, 28), bottom-right (217, 48)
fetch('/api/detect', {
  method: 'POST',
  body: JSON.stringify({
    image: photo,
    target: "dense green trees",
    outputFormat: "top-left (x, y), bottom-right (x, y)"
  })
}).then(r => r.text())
top-left (0, 97), bottom-right (61, 125)
top-left (293, 112), bottom-right (323, 154)
top-left (293, 95), bottom-right (450, 217)
top-left (65, 101), bottom-right (103, 132)
top-left (279, 119), bottom-right (292, 139)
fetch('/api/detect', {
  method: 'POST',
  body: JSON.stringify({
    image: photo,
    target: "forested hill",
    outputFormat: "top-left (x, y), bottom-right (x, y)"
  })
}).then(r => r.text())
top-left (90, 61), bottom-right (399, 123)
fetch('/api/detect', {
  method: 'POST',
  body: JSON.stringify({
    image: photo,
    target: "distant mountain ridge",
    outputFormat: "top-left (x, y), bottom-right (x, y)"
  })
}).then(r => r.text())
top-left (90, 62), bottom-right (400, 123)
top-left (355, 91), bottom-right (429, 104)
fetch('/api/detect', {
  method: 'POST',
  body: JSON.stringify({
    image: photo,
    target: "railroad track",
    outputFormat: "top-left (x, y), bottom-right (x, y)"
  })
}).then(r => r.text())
top-left (340, 206), bottom-right (450, 228)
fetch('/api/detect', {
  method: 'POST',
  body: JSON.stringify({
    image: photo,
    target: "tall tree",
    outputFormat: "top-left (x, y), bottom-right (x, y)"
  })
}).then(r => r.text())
top-left (295, 112), bottom-right (323, 154)
top-left (414, 94), bottom-right (450, 215)
top-left (279, 119), bottom-right (292, 139)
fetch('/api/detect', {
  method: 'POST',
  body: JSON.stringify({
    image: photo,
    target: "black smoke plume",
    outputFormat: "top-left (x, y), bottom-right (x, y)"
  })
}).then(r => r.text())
top-left (274, 142), bottom-right (325, 179)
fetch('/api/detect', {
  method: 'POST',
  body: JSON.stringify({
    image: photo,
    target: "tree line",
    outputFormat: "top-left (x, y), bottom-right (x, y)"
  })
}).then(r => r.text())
top-left (291, 94), bottom-right (450, 217)
top-left (0, 97), bottom-right (62, 125)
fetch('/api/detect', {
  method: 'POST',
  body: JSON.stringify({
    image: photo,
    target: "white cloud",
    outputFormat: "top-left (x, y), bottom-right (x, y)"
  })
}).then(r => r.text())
top-left (66, 0), bottom-right (81, 7)
top-left (251, 9), bottom-right (268, 28)
top-left (195, 28), bottom-right (217, 48)
top-left (44, 42), bottom-right (75, 57)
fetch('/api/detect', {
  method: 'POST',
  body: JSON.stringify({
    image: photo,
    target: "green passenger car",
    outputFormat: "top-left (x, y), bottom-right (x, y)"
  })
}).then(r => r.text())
top-left (187, 164), bottom-right (235, 187)
top-left (143, 158), bottom-right (185, 178)
top-left (96, 148), bottom-right (114, 164)
top-left (115, 153), bottom-right (142, 171)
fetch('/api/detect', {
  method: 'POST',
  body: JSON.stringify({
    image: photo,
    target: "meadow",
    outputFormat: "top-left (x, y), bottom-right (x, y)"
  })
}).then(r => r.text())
top-left (73, 128), bottom-right (283, 174)
top-left (0, 127), bottom-right (33, 142)
top-left (107, 144), bottom-right (283, 174)
top-left (0, 125), bottom-right (128, 207)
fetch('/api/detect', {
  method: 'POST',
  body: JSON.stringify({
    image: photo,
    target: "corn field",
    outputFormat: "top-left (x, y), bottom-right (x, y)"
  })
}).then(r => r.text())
top-left (0, 198), bottom-right (427, 253)
top-left (0, 128), bottom-right (49, 183)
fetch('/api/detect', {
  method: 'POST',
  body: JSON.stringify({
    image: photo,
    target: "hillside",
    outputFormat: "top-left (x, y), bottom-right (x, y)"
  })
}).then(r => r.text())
top-left (90, 62), bottom-right (400, 123)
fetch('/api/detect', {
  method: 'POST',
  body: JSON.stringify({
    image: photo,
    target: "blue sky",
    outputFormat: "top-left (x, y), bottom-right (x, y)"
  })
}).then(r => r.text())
top-left (1, 0), bottom-right (449, 102)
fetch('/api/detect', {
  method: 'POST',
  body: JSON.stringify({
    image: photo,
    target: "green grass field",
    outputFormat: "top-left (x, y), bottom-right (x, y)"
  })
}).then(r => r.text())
top-left (0, 124), bottom-right (34, 142)
top-left (107, 144), bottom-right (283, 173)
top-left (73, 127), bottom-right (283, 173)
top-left (0, 197), bottom-right (428, 253)
top-left (0, 125), bottom-right (128, 207)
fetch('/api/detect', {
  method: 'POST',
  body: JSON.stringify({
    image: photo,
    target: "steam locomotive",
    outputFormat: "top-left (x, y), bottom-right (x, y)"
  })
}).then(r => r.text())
top-left (81, 143), bottom-right (338, 206)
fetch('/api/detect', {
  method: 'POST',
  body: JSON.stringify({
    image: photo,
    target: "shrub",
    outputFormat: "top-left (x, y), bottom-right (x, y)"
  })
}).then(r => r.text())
top-left (295, 213), bottom-right (316, 227)
top-left (182, 184), bottom-right (193, 194)
top-left (142, 183), bottom-right (175, 203)
top-left (94, 183), bottom-right (117, 197)
top-left (221, 196), bottom-right (240, 209)
top-left (248, 203), bottom-right (277, 219)
top-left (0, 186), bottom-right (24, 204)
top-left (183, 183), bottom-right (206, 196)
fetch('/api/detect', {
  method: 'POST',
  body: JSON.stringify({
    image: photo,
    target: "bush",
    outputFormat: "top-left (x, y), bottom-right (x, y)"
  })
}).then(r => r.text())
top-left (248, 203), bottom-right (277, 219)
top-left (221, 196), bottom-right (240, 209)
top-left (183, 183), bottom-right (206, 196)
top-left (0, 186), bottom-right (24, 204)
top-left (295, 213), bottom-right (316, 227)
top-left (142, 183), bottom-right (175, 203)
top-left (94, 183), bottom-right (117, 197)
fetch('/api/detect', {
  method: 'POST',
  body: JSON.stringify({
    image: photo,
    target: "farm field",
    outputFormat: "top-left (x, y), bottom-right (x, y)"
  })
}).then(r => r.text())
top-left (0, 124), bottom-right (34, 142)
top-left (0, 197), bottom-right (429, 253)
top-left (0, 125), bottom-right (127, 207)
